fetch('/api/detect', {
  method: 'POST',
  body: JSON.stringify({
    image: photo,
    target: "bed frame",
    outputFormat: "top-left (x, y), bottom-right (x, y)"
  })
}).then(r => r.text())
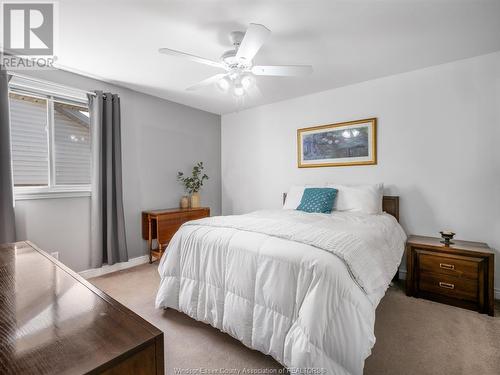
top-left (282, 193), bottom-right (400, 222)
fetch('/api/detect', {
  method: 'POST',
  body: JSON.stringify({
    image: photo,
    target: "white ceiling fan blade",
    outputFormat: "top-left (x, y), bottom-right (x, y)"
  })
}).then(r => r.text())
top-left (186, 74), bottom-right (227, 91)
top-left (236, 24), bottom-right (271, 62)
top-left (159, 48), bottom-right (224, 69)
top-left (252, 65), bottom-right (313, 76)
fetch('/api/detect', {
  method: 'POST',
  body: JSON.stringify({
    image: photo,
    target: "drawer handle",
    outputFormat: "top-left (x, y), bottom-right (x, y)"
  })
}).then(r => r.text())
top-left (439, 263), bottom-right (455, 270)
top-left (439, 282), bottom-right (455, 289)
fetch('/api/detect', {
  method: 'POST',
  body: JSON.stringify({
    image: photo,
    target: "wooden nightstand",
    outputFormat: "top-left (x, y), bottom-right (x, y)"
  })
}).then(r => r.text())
top-left (142, 207), bottom-right (210, 263)
top-left (406, 235), bottom-right (495, 316)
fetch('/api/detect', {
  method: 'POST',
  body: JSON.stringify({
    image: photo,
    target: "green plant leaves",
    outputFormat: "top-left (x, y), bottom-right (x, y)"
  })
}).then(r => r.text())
top-left (177, 162), bottom-right (209, 194)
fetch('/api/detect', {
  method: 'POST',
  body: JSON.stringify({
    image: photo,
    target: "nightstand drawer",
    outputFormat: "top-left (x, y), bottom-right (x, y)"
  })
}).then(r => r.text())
top-left (418, 252), bottom-right (480, 280)
top-left (419, 273), bottom-right (478, 302)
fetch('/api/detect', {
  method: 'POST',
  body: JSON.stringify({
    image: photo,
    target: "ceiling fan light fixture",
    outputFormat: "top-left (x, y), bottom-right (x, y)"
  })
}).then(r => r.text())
top-left (217, 76), bottom-right (231, 92)
top-left (233, 83), bottom-right (245, 97)
top-left (240, 74), bottom-right (255, 90)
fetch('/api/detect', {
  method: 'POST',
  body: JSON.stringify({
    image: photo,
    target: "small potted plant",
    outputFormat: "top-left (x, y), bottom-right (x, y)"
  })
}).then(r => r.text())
top-left (177, 162), bottom-right (209, 208)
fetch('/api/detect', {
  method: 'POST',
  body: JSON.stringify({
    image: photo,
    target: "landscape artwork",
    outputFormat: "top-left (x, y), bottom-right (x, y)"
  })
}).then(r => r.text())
top-left (297, 118), bottom-right (377, 167)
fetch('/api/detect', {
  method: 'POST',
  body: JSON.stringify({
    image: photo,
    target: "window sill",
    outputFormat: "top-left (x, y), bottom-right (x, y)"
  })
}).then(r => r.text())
top-left (14, 187), bottom-right (91, 201)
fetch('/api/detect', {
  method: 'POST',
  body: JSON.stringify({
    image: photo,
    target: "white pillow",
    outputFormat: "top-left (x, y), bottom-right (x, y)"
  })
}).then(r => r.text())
top-left (327, 183), bottom-right (384, 214)
top-left (283, 185), bottom-right (325, 209)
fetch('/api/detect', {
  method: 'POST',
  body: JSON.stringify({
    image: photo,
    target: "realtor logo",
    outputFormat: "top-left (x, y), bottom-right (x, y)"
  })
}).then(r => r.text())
top-left (3, 3), bottom-right (54, 55)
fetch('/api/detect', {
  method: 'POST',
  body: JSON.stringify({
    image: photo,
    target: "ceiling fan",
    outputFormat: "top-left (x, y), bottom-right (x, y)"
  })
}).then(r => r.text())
top-left (158, 23), bottom-right (313, 97)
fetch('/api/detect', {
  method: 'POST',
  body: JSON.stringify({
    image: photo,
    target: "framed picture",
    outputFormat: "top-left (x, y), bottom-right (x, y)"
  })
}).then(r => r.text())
top-left (297, 118), bottom-right (377, 168)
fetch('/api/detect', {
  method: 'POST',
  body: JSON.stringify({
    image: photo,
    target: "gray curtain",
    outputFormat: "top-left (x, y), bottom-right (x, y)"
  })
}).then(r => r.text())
top-left (88, 91), bottom-right (128, 267)
top-left (0, 68), bottom-right (15, 244)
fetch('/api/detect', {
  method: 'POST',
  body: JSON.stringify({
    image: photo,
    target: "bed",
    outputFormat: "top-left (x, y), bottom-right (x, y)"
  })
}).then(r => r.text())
top-left (155, 195), bottom-right (406, 375)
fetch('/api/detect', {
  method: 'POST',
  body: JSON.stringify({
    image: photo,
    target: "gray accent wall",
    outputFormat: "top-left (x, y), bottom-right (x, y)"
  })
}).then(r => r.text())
top-left (14, 69), bottom-right (221, 272)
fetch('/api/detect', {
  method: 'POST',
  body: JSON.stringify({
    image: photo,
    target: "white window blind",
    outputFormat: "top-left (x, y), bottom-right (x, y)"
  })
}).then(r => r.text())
top-left (9, 94), bottom-right (49, 186)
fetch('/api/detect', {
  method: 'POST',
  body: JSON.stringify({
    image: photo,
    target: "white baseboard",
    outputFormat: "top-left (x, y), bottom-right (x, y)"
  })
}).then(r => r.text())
top-left (397, 269), bottom-right (500, 300)
top-left (79, 255), bottom-right (150, 279)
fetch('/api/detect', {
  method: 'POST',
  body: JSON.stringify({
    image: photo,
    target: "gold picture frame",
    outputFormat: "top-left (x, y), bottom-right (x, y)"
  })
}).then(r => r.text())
top-left (297, 118), bottom-right (377, 168)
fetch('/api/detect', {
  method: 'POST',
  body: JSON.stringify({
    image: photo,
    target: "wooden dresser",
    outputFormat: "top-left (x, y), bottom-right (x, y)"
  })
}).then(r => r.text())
top-left (142, 207), bottom-right (210, 263)
top-left (0, 241), bottom-right (164, 374)
top-left (406, 235), bottom-right (495, 316)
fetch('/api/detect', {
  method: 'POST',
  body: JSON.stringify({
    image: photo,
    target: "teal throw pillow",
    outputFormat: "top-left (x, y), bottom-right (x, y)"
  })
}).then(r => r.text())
top-left (297, 188), bottom-right (337, 214)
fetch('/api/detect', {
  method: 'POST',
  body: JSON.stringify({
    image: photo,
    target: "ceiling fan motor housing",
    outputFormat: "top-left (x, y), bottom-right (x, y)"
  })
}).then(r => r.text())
top-left (229, 31), bottom-right (245, 47)
top-left (221, 49), bottom-right (251, 70)
top-left (221, 31), bottom-right (252, 69)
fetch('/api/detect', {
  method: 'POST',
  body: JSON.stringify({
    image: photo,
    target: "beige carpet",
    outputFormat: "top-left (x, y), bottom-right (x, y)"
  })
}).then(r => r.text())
top-left (90, 263), bottom-right (500, 375)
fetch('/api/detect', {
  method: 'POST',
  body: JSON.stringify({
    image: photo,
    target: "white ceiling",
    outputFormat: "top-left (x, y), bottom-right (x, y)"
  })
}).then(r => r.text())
top-left (50, 1), bottom-right (500, 114)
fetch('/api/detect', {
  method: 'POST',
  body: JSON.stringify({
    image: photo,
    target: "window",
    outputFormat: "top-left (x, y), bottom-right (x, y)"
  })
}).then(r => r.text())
top-left (54, 102), bottom-right (91, 185)
top-left (9, 87), bottom-right (91, 199)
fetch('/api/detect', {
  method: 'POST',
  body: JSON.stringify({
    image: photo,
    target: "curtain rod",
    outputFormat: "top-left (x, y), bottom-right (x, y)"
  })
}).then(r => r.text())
top-left (7, 71), bottom-right (97, 97)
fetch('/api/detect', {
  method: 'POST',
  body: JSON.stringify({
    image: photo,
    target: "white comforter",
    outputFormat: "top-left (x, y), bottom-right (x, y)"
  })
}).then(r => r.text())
top-left (156, 210), bottom-right (406, 375)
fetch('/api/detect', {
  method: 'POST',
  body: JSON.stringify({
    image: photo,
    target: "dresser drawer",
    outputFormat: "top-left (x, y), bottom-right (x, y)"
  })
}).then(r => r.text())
top-left (418, 252), bottom-right (480, 280)
top-left (419, 272), bottom-right (478, 302)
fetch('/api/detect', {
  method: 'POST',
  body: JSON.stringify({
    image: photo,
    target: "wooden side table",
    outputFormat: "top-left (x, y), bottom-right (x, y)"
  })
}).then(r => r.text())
top-left (141, 207), bottom-right (210, 263)
top-left (406, 235), bottom-right (495, 316)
